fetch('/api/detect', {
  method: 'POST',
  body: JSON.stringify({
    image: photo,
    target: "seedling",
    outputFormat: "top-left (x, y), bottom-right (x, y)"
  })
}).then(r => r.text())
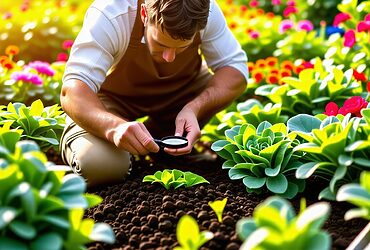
top-left (208, 198), bottom-right (228, 223)
top-left (174, 215), bottom-right (213, 250)
top-left (142, 169), bottom-right (209, 190)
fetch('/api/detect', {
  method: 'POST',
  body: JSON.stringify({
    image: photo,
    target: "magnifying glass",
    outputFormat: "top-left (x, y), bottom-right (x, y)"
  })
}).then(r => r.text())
top-left (154, 136), bottom-right (188, 149)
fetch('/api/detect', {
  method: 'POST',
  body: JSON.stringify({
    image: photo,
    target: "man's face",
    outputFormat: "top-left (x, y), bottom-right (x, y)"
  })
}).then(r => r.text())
top-left (143, 21), bottom-right (194, 63)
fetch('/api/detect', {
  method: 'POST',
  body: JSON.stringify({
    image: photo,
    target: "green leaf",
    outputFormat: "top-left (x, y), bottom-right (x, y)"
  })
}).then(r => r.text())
top-left (287, 114), bottom-right (321, 133)
top-left (228, 168), bottom-right (249, 180)
top-left (0, 237), bottom-right (27, 250)
top-left (236, 219), bottom-right (257, 241)
top-left (176, 215), bottom-right (200, 248)
top-left (89, 223), bottom-right (116, 244)
top-left (306, 232), bottom-right (331, 250)
top-left (0, 207), bottom-right (18, 229)
top-left (266, 174), bottom-right (288, 194)
top-left (222, 160), bottom-right (235, 169)
top-left (243, 176), bottom-right (266, 189)
top-left (296, 162), bottom-right (326, 179)
top-left (345, 141), bottom-right (370, 152)
top-left (337, 184), bottom-right (370, 208)
top-left (30, 233), bottom-right (63, 250)
top-left (184, 172), bottom-right (209, 187)
top-left (296, 202), bottom-right (330, 231)
top-left (59, 174), bottom-right (86, 195)
top-left (208, 198), bottom-right (227, 223)
top-left (9, 220), bottom-right (37, 240)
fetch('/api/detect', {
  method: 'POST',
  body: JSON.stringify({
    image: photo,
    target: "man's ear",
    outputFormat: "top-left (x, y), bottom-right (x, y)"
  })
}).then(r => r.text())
top-left (140, 4), bottom-right (148, 26)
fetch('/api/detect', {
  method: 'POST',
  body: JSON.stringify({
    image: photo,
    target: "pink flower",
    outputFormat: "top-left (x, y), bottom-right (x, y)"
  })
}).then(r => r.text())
top-left (339, 96), bottom-right (368, 117)
top-left (3, 12), bottom-right (12, 20)
top-left (333, 13), bottom-right (351, 27)
top-left (357, 20), bottom-right (370, 32)
top-left (287, 0), bottom-right (296, 6)
top-left (56, 52), bottom-right (68, 62)
top-left (324, 102), bottom-right (339, 116)
top-left (62, 40), bottom-right (74, 50)
top-left (283, 6), bottom-right (298, 17)
top-left (367, 82), bottom-right (370, 92)
top-left (343, 30), bottom-right (356, 48)
top-left (27, 61), bottom-right (55, 76)
top-left (11, 71), bottom-right (43, 85)
top-left (249, 0), bottom-right (259, 7)
top-left (249, 31), bottom-right (260, 39)
top-left (271, 0), bottom-right (281, 5)
top-left (279, 19), bottom-right (294, 33)
top-left (297, 20), bottom-right (314, 32)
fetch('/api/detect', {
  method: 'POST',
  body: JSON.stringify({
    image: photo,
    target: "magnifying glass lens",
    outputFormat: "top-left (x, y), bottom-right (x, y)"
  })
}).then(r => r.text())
top-left (154, 136), bottom-right (188, 149)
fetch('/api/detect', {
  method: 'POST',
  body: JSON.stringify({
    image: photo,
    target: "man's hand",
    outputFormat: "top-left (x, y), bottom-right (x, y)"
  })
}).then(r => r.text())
top-left (164, 107), bottom-right (200, 156)
top-left (113, 121), bottom-right (160, 155)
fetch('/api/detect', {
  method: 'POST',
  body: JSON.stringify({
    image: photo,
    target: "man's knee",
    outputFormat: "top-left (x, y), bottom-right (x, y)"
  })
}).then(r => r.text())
top-left (62, 131), bottom-right (131, 187)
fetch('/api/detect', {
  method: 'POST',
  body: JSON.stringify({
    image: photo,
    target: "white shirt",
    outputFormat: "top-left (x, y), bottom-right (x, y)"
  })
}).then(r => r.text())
top-left (63, 0), bottom-right (249, 93)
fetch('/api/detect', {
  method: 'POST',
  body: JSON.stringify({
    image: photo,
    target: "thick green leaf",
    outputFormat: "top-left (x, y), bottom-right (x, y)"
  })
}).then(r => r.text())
top-left (243, 176), bottom-right (266, 189)
top-left (59, 175), bottom-right (86, 195)
top-left (0, 237), bottom-right (27, 250)
top-left (337, 184), bottom-right (370, 208)
top-left (30, 232), bottom-right (63, 250)
top-left (228, 168), bottom-right (249, 180)
top-left (287, 114), bottom-right (321, 133)
top-left (266, 174), bottom-right (288, 194)
top-left (89, 223), bottom-right (116, 244)
top-left (306, 232), bottom-right (331, 250)
top-left (236, 219), bottom-right (257, 241)
top-left (9, 220), bottom-right (36, 240)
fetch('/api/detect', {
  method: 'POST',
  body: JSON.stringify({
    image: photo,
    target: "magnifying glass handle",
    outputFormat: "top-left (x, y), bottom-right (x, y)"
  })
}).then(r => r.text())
top-left (153, 139), bottom-right (164, 147)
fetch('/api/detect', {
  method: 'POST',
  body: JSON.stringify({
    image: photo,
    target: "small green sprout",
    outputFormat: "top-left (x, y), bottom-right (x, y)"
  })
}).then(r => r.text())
top-left (142, 169), bottom-right (209, 190)
top-left (208, 198), bottom-right (228, 223)
top-left (174, 215), bottom-right (213, 250)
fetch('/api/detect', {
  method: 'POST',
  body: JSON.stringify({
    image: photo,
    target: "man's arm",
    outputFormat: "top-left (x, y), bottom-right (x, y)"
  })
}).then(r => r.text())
top-left (60, 80), bottom-right (159, 155)
top-left (165, 66), bottom-right (246, 156)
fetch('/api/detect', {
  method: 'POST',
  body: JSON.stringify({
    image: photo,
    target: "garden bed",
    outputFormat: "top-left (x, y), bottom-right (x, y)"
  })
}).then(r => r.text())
top-left (68, 154), bottom-right (369, 250)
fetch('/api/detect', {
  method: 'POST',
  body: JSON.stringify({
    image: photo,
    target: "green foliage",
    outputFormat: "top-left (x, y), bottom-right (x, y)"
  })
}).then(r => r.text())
top-left (325, 0), bottom-right (370, 76)
top-left (255, 58), bottom-right (364, 116)
top-left (208, 198), bottom-right (228, 223)
top-left (212, 121), bottom-right (305, 198)
top-left (236, 196), bottom-right (331, 250)
top-left (0, 0), bottom-right (90, 62)
top-left (0, 100), bottom-right (65, 151)
top-left (202, 99), bottom-right (287, 142)
top-left (174, 215), bottom-right (213, 250)
top-left (142, 169), bottom-right (209, 190)
top-left (337, 171), bottom-right (370, 220)
top-left (288, 111), bottom-right (370, 200)
top-left (0, 131), bottom-right (115, 250)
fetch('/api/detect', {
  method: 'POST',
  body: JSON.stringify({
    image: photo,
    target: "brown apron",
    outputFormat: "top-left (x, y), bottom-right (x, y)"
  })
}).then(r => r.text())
top-left (99, 0), bottom-right (208, 121)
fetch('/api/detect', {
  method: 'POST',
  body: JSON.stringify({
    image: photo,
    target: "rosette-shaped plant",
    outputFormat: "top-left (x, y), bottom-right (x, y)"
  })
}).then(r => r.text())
top-left (288, 108), bottom-right (370, 200)
top-left (0, 130), bottom-right (115, 249)
top-left (236, 196), bottom-right (331, 250)
top-left (211, 121), bottom-right (305, 198)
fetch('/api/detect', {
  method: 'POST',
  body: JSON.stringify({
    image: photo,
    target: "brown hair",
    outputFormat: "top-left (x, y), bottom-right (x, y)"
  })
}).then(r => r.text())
top-left (145, 0), bottom-right (210, 40)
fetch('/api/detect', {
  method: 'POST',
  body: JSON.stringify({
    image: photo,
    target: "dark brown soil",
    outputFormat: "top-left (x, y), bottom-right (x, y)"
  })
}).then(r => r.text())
top-left (77, 155), bottom-right (368, 250)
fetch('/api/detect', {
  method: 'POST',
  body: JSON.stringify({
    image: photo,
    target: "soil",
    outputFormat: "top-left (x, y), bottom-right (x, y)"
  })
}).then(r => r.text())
top-left (70, 152), bottom-right (368, 250)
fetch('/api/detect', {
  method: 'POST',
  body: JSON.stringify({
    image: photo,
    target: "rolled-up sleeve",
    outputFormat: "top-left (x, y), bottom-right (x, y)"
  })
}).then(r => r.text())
top-left (200, 0), bottom-right (249, 81)
top-left (62, 7), bottom-right (123, 93)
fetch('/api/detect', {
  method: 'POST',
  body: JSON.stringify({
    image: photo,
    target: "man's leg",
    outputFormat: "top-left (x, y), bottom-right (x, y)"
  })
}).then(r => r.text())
top-left (60, 116), bottom-right (132, 187)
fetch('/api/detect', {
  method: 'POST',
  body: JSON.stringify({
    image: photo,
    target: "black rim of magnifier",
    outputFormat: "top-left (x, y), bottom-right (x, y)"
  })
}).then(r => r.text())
top-left (154, 136), bottom-right (188, 149)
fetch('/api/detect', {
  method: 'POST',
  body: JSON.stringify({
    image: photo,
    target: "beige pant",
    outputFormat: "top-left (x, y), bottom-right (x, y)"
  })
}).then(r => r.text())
top-left (60, 66), bottom-right (212, 187)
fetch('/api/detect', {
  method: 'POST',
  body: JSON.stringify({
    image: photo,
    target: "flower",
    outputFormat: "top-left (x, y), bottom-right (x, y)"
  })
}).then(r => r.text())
top-left (27, 61), bottom-right (55, 76)
top-left (272, 0), bottom-right (281, 5)
top-left (56, 52), bottom-right (68, 62)
top-left (343, 30), bottom-right (356, 48)
top-left (324, 102), bottom-right (339, 116)
top-left (249, 0), bottom-right (259, 8)
top-left (353, 69), bottom-right (367, 82)
top-left (266, 73), bottom-right (279, 84)
top-left (3, 12), bottom-right (12, 19)
top-left (252, 70), bottom-right (264, 83)
top-left (283, 6), bottom-right (297, 17)
top-left (367, 81), bottom-right (370, 92)
top-left (357, 20), bottom-right (370, 32)
top-left (279, 19), bottom-right (294, 33)
top-left (265, 57), bottom-right (278, 67)
top-left (11, 71), bottom-right (43, 85)
top-left (297, 20), bottom-right (314, 32)
top-left (338, 96), bottom-right (368, 117)
top-left (333, 13), bottom-right (351, 27)
top-left (249, 31), bottom-right (260, 39)
top-left (5, 45), bottom-right (19, 56)
top-left (62, 40), bottom-right (74, 50)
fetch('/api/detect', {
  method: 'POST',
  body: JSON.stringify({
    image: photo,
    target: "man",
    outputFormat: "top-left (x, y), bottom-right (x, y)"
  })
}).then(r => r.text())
top-left (60, 0), bottom-right (248, 186)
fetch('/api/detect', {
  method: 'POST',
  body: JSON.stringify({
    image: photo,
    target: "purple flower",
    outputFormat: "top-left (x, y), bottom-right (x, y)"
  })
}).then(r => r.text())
top-left (27, 61), bottom-right (55, 76)
top-left (297, 20), bottom-right (314, 32)
top-left (279, 19), bottom-right (294, 33)
top-left (249, 31), bottom-right (260, 39)
top-left (11, 71), bottom-right (43, 85)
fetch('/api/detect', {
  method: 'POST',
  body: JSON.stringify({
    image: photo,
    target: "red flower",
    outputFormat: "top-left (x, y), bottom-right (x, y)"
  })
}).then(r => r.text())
top-left (56, 52), bottom-right (68, 62)
top-left (333, 13), bottom-right (351, 27)
top-left (357, 20), bottom-right (370, 32)
top-left (353, 69), bottom-right (367, 82)
top-left (283, 6), bottom-right (298, 17)
top-left (266, 73), bottom-right (279, 84)
top-left (339, 96), bottom-right (368, 117)
top-left (343, 30), bottom-right (356, 48)
top-left (324, 102), bottom-right (339, 116)
top-left (367, 81), bottom-right (370, 92)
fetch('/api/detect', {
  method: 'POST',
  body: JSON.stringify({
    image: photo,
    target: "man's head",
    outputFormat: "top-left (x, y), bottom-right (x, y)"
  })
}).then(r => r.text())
top-left (141, 0), bottom-right (210, 63)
